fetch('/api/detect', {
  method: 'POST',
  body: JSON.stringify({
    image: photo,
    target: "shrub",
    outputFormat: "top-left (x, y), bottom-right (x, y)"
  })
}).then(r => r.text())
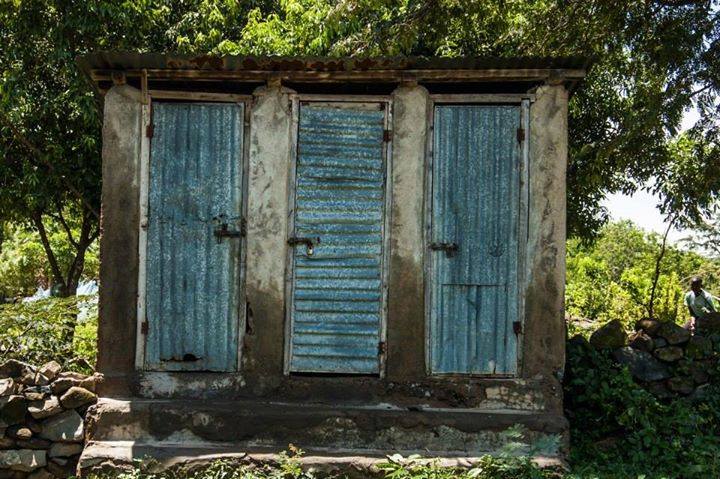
top-left (0, 295), bottom-right (97, 373)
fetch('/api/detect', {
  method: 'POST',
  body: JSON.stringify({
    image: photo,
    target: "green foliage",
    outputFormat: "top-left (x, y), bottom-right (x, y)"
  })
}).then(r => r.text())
top-left (565, 338), bottom-right (720, 478)
top-left (0, 295), bottom-right (97, 373)
top-left (0, 220), bottom-right (98, 299)
top-left (566, 221), bottom-right (719, 333)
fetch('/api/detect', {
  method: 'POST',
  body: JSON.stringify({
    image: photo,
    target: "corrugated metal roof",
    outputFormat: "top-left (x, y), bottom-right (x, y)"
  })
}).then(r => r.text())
top-left (78, 51), bottom-right (591, 74)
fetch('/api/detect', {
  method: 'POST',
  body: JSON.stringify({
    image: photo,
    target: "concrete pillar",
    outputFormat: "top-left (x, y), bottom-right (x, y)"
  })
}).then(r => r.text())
top-left (243, 86), bottom-right (294, 380)
top-left (386, 85), bottom-right (430, 380)
top-left (97, 85), bottom-right (143, 395)
top-left (523, 84), bottom-right (569, 383)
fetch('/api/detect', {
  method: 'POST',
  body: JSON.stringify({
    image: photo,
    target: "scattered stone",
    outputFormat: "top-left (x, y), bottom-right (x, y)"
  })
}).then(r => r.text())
top-left (59, 387), bottom-right (96, 409)
top-left (28, 397), bottom-right (62, 420)
top-left (16, 438), bottom-right (52, 450)
top-left (654, 346), bottom-right (684, 362)
top-left (33, 374), bottom-right (50, 388)
top-left (48, 443), bottom-right (83, 458)
top-left (39, 410), bottom-right (84, 443)
top-left (18, 371), bottom-right (38, 386)
top-left (635, 318), bottom-right (661, 336)
top-left (23, 392), bottom-right (45, 402)
top-left (668, 376), bottom-right (695, 395)
top-left (37, 363), bottom-right (61, 383)
top-left (56, 372), bottom-right (85, 381)
top-left (686, 335), bottom-right (713, 359)
top-left (0, 396), bottom-right (27, 425)
top-left (0, 449), bottom-right (46, 472)
top-left (79, 373), bottom-right (103, 393)
top-left (628, 331), bottom-right (654, 352)
top-left (656, 321), bottom-right (691, 345)
top-left (0, 361), bottom-right (36, 380)
top-left (590, 320), bottom-right (627, 350)
top-left (27, 468), bottom-right (54, 479)
top-left (0, 379), bottom-right (16, 398)
top-left (613, 347), bottom-right (671, 382)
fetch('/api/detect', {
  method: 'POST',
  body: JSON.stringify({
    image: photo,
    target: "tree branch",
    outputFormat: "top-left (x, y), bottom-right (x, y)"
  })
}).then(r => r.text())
top-left (0, 110), bottom-right (100, 220)
top-left (648, 215), bottom-right (676, 319)
top-left (53, 202), bottom-right (79, 249)
top-left (32, 210), bottom-right (65, 293)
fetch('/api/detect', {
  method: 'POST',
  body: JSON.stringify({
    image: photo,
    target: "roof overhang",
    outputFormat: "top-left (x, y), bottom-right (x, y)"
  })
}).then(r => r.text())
top-left (77, 52), bottom-right (591, 96)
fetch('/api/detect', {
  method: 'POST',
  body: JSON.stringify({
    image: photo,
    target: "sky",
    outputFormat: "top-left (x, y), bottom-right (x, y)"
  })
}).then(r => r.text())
top-left (600, 108), bottom-right (702, 244)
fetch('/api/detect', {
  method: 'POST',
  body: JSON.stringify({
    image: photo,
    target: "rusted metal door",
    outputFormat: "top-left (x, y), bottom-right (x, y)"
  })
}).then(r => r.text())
top-left (145, 102), bottom-right (244, 371)
top-left (429, 105), bottom-right (522, 375)
top-left (288, 102), bottom-right (388, 374)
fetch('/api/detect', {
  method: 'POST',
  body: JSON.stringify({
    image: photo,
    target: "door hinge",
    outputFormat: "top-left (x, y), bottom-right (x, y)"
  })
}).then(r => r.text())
top-left (513, 321), bottom-right (523, 336)
top-left (378, 341), bottom-right (387, 356)
top-left (516, 127), bottom-right (525, 143)
top-left (141, 321), bottom-right (149, 335)
top-left (383, 130), bottom-right (392, 142)
top-left (146, 123), bottom-right (154, 138)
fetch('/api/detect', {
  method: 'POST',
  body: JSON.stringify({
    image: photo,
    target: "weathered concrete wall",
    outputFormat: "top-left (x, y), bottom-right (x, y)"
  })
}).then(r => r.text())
top-left (523, 84), bottom-right (569, 399)
top-left (242, 85), bottom-right (295, 383)
top-left (97, 85), bottom-right (142, 395)
top-left (386, 85), bottom-right (429, 380)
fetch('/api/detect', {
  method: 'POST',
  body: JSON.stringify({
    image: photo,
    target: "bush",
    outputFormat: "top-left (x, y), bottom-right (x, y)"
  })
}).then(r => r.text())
top-left (0, 295), bottom-right (97, 373)
top-left (565, 338), bottom-right (720, 478)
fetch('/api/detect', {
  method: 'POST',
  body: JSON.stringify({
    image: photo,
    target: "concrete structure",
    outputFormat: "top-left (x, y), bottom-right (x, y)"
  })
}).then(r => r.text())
top-left (77, 53), bottom-right (587, 473)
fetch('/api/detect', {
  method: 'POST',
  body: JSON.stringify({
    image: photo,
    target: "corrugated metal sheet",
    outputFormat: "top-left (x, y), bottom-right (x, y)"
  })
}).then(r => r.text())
top-left (289, 103), bottom-right (386, 374)
top-left (430, 105), bottom-right (520, 375)
top-left (145, 102), bottom-right (244, 371)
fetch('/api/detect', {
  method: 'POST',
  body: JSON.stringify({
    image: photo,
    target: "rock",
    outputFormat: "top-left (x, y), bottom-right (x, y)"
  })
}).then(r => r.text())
top-left (697, 312), bottom-right (720, 334)
top-left (0, 379), bottom-right (16, 398)
top-left (15, 438), bottom-right (51, 450)
top-left (23, 392), bottom-right (45, 402)
top-left (656, 321), bottom-right (691, 345)
top-left (79, 373), bottom-right (103, 393)
top-left (56, 372), bottom-right (86, 381)
top-left (0, 361), bottom-right (36, 379)
top-left (33, 374), bottom-right (50, 388)
top-left (690, 383), bottom-right (711, 402)
top-left (668, 376), bottom-right (695, 395)
top-left (49, 379), bottom-right (80, 396)
top-left (654, 337), bottom-right (668, 348)
top-left (59, 387), bottom-right (96, 409)
top-left (590, 320), bottom-right (628, 350)
top-left (27, 468), bottom-right (54, 479)
top-left (18, 371), bottom-right (38, 386)
top-left (646, 381), bottom-right (674, 399)
top-left (0, 437), bottom-right (15, 449)
top-left (686, 335), bottom-right (713, 359)
top-left (46, 455), bottom-right (77, 477)
top-left (613, 347), bottom-right (671, 381)
top-left (655, 346), bottom-right (684, 362)
top-left (6, 426), bottom-right (32, 440)
top-left (39, 410), bottom-right (83, 442)
top-left (28, 397), bottom-right (62, 420)
top-left (48, 443), bottom-right (83, 458)
top-left (0, 396), bottom-right (27, 425)
top-left (37, 363), bottom-right (61, 383)
top-left (628, 331), bottom-right (654, 352)
top-left (0, 450), bottom-right (46, 472)
top-left (635, 318), bottom-right (661, 336)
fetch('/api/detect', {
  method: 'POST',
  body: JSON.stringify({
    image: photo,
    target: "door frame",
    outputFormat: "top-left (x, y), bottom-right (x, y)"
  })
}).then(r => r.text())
top-left (135, 93), bottom-right (253, 371)
top-left (423, 95), bottom-right (531, 377)
top-left (283, 94), bottom-right (394, 377)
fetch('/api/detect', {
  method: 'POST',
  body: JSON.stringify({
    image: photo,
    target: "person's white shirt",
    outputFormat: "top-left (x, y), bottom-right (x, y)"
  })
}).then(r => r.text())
top-left (685, 289), bottom-right (716, 318)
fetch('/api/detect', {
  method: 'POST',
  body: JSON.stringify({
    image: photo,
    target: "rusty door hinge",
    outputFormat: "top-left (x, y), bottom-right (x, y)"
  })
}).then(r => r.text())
top-left (516, 127), bottom-right (525, 143)
top-left (383, 130), bottom-right (392, 142)
top-left (146, 124), bottom-right (154, 138)
top-left (141, 321), bottom-right (149, 335)
top-left (513, 321), bottom-right (523, 336)
top-left (378, 341), bottom-right (387, 355)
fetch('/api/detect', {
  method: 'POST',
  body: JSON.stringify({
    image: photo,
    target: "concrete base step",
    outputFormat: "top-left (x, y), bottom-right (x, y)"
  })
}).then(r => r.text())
top-left (80, 398), bottom-right (567, 475)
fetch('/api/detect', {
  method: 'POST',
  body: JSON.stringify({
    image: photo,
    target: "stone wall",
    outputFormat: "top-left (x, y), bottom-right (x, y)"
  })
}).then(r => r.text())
top-left (581, 313), bottom-right (720, 398)
top-left (0, 361), bottom-right (101, 478)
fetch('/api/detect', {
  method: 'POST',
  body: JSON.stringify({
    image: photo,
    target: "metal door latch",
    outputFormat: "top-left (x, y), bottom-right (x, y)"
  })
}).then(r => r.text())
top-left (213, 223), bottom-right (243, 243)
top-left (429, 242), bottom-right (459, 258)
top-left (288, 237), bottom-right (320, 256)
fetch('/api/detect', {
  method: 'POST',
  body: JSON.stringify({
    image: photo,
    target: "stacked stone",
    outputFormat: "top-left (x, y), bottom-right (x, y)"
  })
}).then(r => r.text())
top-left (586, 314), bottom-right (720, 399)
top-left (0, 360), bottom-right (101, 479)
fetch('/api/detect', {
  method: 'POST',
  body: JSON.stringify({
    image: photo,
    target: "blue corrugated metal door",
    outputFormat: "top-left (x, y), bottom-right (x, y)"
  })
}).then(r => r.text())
top-left (289, 102), bottom-right (387, 374)
top-left (430, 105), bottom-right (521, 375)
top-left (145, 102), bottom-right (244, 371)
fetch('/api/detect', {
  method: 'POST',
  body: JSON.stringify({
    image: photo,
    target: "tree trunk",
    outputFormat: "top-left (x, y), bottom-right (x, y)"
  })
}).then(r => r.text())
top-left (648, 216), bottom-right (676, 320)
